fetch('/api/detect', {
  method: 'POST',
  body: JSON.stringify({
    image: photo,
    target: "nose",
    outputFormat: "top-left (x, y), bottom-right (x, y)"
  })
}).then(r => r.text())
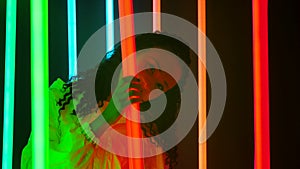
top-left (135, 75), bottom-right (152, 100)
top-left (137, 76), bottom-right (148, 92)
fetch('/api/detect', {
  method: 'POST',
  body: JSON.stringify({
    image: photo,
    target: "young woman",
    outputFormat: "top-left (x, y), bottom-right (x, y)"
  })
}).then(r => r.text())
top-left (21, 33), bottom-right (192, 169)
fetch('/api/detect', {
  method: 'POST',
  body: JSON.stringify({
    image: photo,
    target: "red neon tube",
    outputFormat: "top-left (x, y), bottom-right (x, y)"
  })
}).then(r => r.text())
top-left (118, 0), bottom-right (144, 169)
top-left (252, 0), bottom-right (270, 169)
top-left (153, 0), bottom-right (161, 32)
top-left (198, 0), bottom-right (206, 169)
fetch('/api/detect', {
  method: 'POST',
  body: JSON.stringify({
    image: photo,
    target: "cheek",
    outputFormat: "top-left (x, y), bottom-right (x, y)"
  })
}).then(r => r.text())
top-left (140, 80), bottom-right (158, 100)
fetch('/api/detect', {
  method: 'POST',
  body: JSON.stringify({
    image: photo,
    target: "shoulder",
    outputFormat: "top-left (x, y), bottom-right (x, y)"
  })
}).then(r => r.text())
top-left (50, 78), bottom-right (65, 89)
top-left (49, 78), bottom-right (70, 100)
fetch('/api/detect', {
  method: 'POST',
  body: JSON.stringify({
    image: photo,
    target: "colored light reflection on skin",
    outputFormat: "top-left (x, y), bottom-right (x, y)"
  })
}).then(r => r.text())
top-left (198, 0), bottom-right (207, 169)
top-left (30, 0), bottom-right (49, 168)
top-left (67, 0), bottom-right (78, 78)
top-left (2, 0), bottom-right (17, 168)
top-left (252, 0), bottom-right (270, 169)
top-left (106, 0), bottom-right (114, 55)
top-left (118, 0), bottom-right (144, 169)
top-left (153, 0), bottom-right (161, 32)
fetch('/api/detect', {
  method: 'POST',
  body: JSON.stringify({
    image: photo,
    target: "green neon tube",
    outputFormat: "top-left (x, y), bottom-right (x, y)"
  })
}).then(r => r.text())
top-left (2, 0), bottom-right (17, 168)
top-left (30, 0), bottom-right (49, 168)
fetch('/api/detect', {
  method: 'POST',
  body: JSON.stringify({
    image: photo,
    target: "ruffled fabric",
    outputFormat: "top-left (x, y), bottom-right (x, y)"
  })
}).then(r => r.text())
top-left (21, 78), bottom-right (167, 169)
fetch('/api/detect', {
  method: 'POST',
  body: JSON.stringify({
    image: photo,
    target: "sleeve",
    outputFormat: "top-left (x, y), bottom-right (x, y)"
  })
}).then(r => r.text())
top-left (21, 79), bottom-right (64, 169)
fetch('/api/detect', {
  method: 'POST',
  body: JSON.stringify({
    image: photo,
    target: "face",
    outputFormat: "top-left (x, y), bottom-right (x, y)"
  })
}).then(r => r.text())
top-left (134, 49), bottom-right (182, 102)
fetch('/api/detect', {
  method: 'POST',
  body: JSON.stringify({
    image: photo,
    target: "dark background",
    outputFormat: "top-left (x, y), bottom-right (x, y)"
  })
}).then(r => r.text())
top-left (0, 0), bottom-right (299, 168)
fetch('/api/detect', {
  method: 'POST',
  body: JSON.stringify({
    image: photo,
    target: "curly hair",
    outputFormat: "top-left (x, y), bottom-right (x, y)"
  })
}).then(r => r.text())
top-left (57, 33), bottom-right (192, 169)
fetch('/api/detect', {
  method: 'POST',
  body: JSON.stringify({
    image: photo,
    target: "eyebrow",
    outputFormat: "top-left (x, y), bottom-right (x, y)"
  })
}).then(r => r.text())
top-left (153, 59), bottom-right (161, 69)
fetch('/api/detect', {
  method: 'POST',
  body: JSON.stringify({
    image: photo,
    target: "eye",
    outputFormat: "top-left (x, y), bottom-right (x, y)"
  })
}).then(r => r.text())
top-left (156, 83), bottom-right (164, 90)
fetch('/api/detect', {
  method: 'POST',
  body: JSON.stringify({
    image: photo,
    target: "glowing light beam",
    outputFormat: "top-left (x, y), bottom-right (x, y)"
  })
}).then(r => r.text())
top-left (106, 0), bottom-right (114, 56)
top-left (252, 0), bottom-right (270, 169)
top-left (153, 0), bottom-right (161, 32)
top-left (118, 0), bottom-right (144, 168)
top-left (30, 0), bottom-right (49, 168)
top-left (2, 0), bottom-right (17, 168)
top-left (67, 0), bottom-right (77, 78)
top-left (198, 0), bottom-right (207, 169)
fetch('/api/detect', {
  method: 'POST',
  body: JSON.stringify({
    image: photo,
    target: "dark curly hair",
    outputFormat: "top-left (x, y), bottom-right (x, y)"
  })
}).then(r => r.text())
top-left (57, 33), bottom-right (192, 169)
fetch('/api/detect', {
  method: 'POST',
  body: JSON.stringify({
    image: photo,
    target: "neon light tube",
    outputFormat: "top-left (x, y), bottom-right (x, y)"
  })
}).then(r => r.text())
top-left (252, 0), bottom-right (270, 169)
top-left (153, 0), bottom-right (161, 32)
top-left (67, 0), bottom-right (77, 79)
top-left (2, 0), bottom-right (17, 168)
top-left (118, 0), bottom-right (144, 168)
top-left (198, 0), bottom-right (206, 169)
top-left (106, 0), bottom-right (114, 55)
top-left (30, 0), bottom-right (49, 168)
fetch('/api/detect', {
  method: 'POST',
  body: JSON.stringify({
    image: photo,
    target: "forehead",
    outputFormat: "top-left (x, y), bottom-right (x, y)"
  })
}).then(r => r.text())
top-left (135, 48), bottom-right (183, 81)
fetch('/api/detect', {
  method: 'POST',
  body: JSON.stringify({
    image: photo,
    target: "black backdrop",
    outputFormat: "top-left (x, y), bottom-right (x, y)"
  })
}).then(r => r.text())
top-left (0, 0), bottom-right (299, 168)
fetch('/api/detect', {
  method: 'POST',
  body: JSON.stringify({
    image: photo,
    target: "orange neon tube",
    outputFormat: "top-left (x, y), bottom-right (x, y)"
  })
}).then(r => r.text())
top-left (153, 0), bottom-right (161, 32)
top-left (118, 0), bottom-right (144, 169)
top-left (198, 0), bottom-right (206, 169)
top-left (252, 0), bottom-right (270, 169)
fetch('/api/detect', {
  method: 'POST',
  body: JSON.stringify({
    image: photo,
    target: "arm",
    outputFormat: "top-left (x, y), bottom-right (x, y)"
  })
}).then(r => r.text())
top-left (90, 100), bottom-right (120, 137)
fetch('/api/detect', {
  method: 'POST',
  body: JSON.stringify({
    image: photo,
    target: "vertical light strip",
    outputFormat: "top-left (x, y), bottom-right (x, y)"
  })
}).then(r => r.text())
top-left (152, 0), bottom-right (161, 32)
top-left (118, 0), bottom-right (144, 168)
top-left (198, 0), bottom-right (206, 169)
top-left (30, 0), bottom-right (49, 168)
top-left (106, 0), bottom-right (114, 55)
top-left (2, 0), bottom-right (17, 168)
top-left (252, 0), bottom-right (270, 169)
top-left (67, 0), bottom-right (77, 79)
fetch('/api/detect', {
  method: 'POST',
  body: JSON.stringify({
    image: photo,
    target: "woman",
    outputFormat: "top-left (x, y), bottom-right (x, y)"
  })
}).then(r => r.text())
top-left (21, 33), bottom-right (192, 169)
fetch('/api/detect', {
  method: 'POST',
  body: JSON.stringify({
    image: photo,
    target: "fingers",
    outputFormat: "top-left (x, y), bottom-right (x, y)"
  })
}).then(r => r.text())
top-left (116, 76), bottom-right (143, 94)
top-left (128, 89), bottom-right (142, 100)
top-left (129, 83), bottom-right (143, 93)
top-left (118, 88), bottom-right (143, 103)
top-left (112, 76), bottom-right (144, 110)
top-left (114, 92), bottom-right (143, 110)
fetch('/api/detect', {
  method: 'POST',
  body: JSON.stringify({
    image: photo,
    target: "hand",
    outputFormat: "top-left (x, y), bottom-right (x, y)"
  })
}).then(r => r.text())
top-left (90, 76), bottom-right (143, 136)
top-left (110, 76), bottom-right (143, 112)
